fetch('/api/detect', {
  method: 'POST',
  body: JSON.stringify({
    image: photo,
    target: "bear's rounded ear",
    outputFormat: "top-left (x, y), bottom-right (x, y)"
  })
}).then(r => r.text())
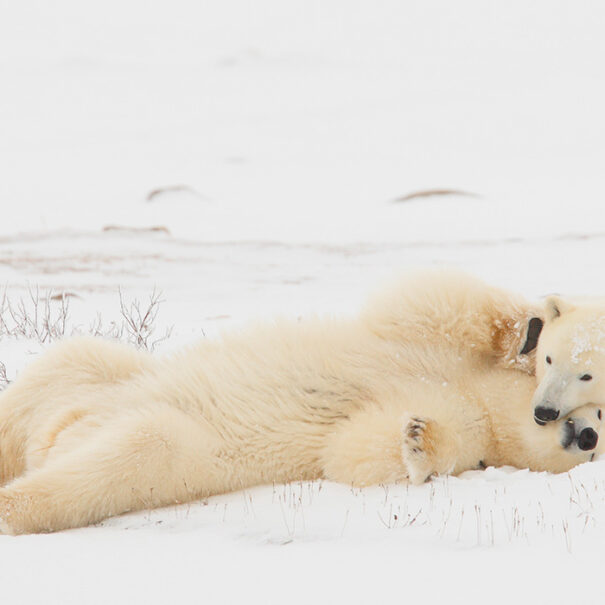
top-left (545, 296), bottom-right (575, 322)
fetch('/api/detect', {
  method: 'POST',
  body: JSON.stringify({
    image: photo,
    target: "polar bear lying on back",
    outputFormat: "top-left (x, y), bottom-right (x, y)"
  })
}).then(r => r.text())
top-left (0, 271), bottom-right (601, 534)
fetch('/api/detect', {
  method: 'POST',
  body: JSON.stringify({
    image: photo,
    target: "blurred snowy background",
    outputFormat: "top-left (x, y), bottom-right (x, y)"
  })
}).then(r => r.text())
top-left (1, 1), bottom-right (605, 603)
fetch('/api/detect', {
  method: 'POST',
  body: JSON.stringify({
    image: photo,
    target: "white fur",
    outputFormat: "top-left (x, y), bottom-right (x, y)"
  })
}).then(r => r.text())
top-left (533, 297), bottom-right (605, 420)
top-left (0, 270), bottom-right (598, 534)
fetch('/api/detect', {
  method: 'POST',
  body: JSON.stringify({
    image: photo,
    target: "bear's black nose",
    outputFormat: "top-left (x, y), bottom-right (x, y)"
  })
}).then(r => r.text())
top-left (578, 427), bottom-right (598, 451)
top-left (534, 406), bottom-right (560, 424)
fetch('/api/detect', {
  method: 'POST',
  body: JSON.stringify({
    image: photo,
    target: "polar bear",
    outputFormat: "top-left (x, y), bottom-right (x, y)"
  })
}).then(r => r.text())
top-left (532, 296), bottom-right (605, 431)
top-left (0, 271), bottom-right (600, 534)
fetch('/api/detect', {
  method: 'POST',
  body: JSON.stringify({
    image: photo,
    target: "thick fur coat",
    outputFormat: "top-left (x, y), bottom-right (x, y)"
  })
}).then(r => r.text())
top-left (0, 271), bottom-right (600, 534)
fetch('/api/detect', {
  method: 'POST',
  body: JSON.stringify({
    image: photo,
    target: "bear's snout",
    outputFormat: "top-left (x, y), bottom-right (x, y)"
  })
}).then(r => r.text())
top-left (578, 427), bottom-right (599, 451)
top-left (534, 406), bottom-right (560, 425)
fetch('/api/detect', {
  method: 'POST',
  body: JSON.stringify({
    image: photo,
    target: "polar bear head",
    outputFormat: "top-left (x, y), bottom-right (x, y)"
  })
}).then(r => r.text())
top-left (532, 297), bottom-right (605, 449)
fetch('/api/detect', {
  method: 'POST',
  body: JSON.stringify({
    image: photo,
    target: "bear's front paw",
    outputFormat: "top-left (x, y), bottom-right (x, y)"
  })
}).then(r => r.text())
top-left (402, 415), bottom-right (459, 484)
top-left (492, 314), bottom-right (543, 374)
top-left (402, 416), bottom-right (438, 485)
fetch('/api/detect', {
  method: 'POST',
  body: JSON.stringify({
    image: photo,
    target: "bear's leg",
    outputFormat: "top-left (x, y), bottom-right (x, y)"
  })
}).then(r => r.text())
top-left (322, 383), bottom-right (491, 487)
top-left (445, 284), bottom-right (543, 373)
top-left (363, 271), bottom-right (543, 374)
top-left (0, 404), bottom-right (228, 534)
top-left (0, 338), bottom-right (155, 487)
top-left (320, 406), bottom-right (409, 487)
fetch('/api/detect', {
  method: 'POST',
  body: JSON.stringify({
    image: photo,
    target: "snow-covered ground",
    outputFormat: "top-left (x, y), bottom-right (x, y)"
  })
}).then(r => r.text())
top-left (1, 1), bottom-right (605, 603)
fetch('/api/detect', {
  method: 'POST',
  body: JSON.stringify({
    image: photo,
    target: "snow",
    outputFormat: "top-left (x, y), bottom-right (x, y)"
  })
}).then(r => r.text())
top-left (1, 1), bottom-right (605, 603)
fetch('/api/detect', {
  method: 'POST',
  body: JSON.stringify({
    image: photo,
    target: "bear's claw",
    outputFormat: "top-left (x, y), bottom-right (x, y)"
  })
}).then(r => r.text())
top-left (402, 416), bottom-right (436, 484)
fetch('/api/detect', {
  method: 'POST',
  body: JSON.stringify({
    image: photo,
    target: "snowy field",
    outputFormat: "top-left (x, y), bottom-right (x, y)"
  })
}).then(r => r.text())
top-left (2, 1), bottom-right (605, 603)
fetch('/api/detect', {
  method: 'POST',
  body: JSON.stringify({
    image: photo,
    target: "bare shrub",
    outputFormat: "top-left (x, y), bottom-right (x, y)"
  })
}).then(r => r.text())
top-left (84, 289), bottom-right (172, 351)
top-left (0, 287), bottom-right (70, 343)
top-left (0, 287), bottom-right (174, 381)
top-left (117, 288), bottom-right (171, 351)
top-left (0, 361), bottom-right (9, 391)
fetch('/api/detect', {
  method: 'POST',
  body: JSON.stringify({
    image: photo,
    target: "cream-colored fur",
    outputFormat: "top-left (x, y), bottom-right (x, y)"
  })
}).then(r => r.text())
top-left (532, 295), bottom-right (605, 422)
top-left (0, 271), bottom-right (599, 534)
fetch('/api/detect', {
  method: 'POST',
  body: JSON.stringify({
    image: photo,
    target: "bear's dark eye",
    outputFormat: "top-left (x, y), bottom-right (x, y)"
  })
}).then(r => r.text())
top-left (580, 374), bottom-right (593, 381)
top-left (546, 356), bottom-right (552, 365)
top-left (598, 410), bottom-right (602, 420)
